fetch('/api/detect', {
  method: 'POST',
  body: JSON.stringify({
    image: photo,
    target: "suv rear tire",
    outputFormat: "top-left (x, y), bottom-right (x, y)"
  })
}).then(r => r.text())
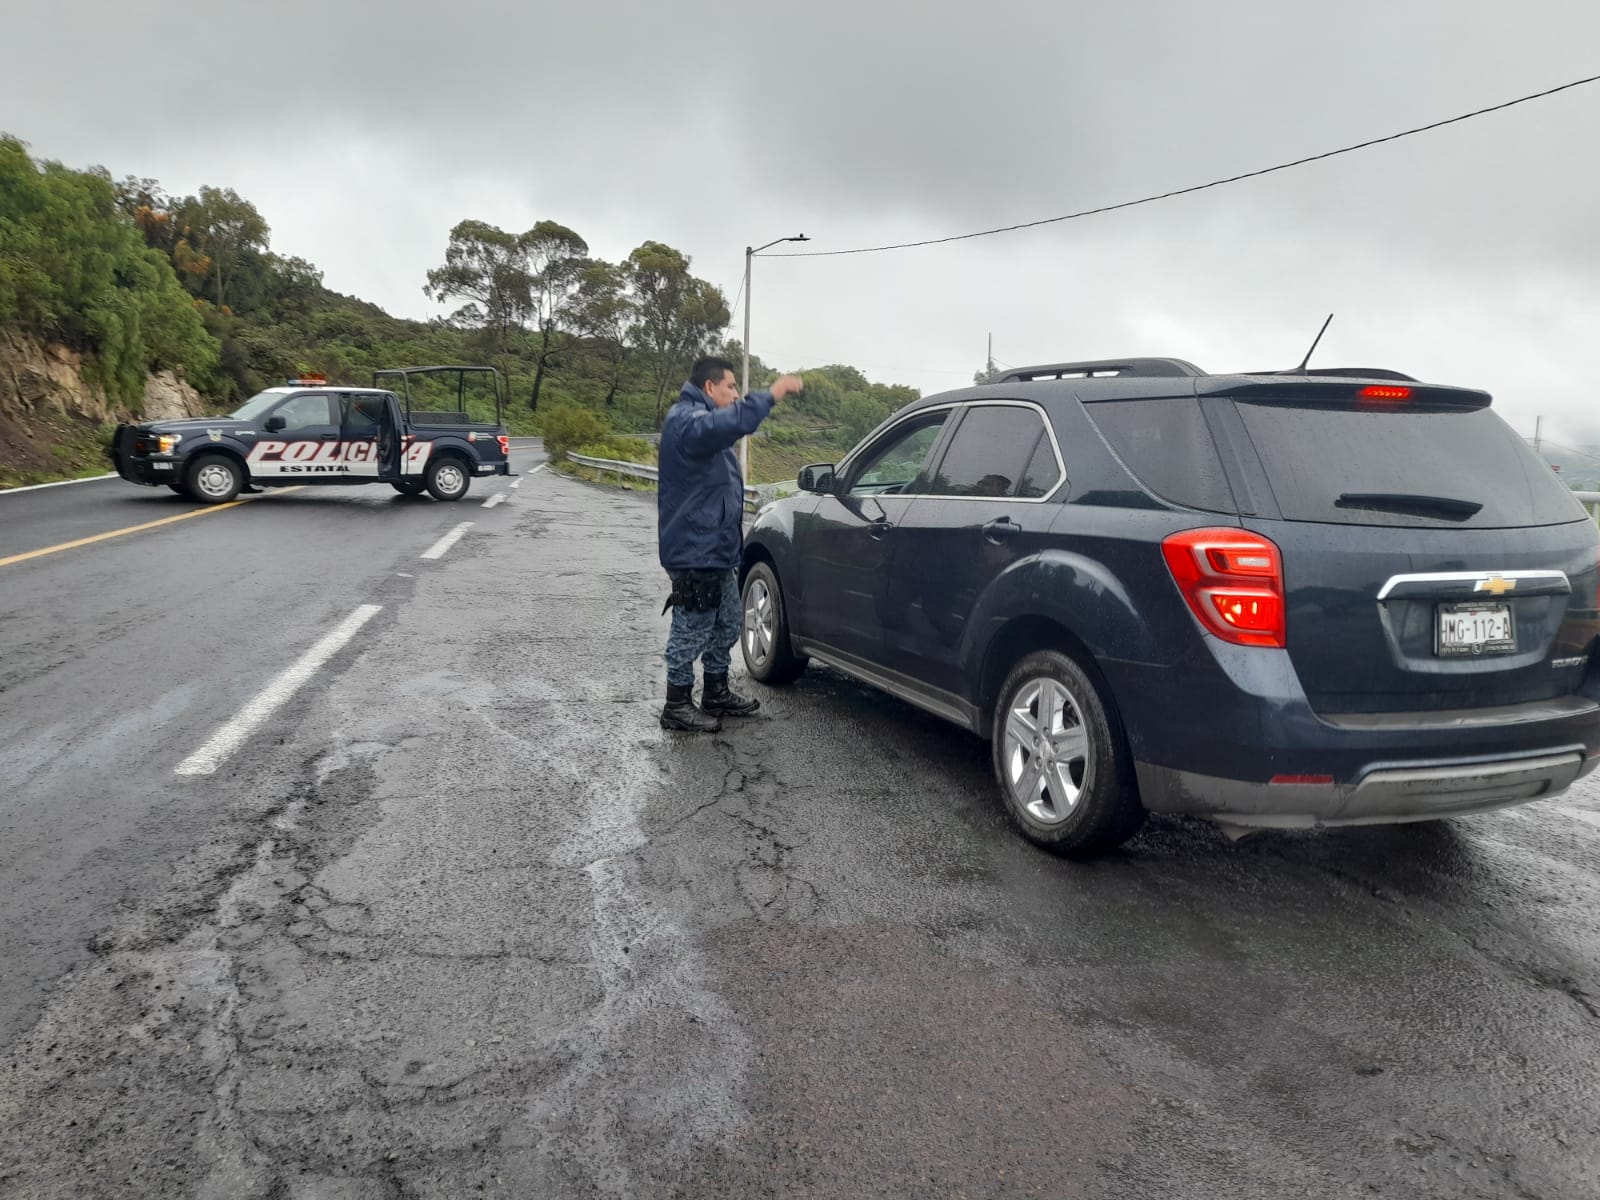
top-left (740, 561), bottom-right (808, 684)
top-left (991, 650), bottom-right (1144, 856)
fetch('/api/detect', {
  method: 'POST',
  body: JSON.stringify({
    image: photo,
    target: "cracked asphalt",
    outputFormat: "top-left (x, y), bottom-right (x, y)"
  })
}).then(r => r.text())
top-left (2, 460), bottom-right (1600, 1198)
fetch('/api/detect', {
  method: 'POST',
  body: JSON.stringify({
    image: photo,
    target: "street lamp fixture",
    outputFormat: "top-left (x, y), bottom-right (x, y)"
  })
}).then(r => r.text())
top-left (741, 233), bottom-right (809, 484)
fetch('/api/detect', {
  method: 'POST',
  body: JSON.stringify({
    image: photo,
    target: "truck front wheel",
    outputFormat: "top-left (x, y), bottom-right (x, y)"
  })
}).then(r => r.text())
top-left (391, 479), bottom-right (427, 497)
top-left (187, 454), bottom-right (244, 504)
top-left (425, 457), bottom-right (470, 502)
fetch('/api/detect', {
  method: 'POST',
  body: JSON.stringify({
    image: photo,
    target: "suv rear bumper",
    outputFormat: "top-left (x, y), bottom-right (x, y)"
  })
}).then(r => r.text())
top-left (1137, 749), bottom-right (1595, 828)
top-left (1107, 646), bottom-right (1600, 827)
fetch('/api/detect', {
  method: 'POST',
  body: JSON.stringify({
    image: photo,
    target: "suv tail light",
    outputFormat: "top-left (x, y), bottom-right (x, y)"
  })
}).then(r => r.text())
top-left (497, 435), bottom-right (510, 457)
top-left (1162, 528), bottom-right (1286, 648)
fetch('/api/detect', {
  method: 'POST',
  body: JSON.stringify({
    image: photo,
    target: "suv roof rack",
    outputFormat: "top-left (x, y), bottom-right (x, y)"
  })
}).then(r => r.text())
top-left (992, 357), bottom-right (1206, 383)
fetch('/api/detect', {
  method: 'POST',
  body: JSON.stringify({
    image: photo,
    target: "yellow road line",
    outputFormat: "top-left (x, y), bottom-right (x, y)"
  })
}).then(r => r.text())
top-left (0, 489), bottom-right (299, 569)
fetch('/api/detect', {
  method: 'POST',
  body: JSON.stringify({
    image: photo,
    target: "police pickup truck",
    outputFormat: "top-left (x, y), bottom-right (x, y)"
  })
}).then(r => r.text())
top-left (112, 365), bottom-right (512, 503)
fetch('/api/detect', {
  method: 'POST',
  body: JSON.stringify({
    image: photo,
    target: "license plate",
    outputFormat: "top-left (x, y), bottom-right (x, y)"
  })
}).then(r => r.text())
top-left (1436, 603), bottom-right (1515, 657)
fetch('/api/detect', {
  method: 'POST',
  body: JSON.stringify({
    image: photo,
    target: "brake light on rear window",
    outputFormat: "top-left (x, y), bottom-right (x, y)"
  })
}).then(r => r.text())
top-left (1162, 528), bottom-right (1286, 648)
top-left (1357, 384), bottom-right (1412, 407)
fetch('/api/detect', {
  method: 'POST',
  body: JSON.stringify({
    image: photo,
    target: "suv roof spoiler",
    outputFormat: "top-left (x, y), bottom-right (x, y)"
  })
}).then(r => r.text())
top-left (1239, 366), bottom-right (1419, 382)
top-left (1197, 376), bottom-right (1492, 408)
top-left (991, 357), bottom-right (1206, 382)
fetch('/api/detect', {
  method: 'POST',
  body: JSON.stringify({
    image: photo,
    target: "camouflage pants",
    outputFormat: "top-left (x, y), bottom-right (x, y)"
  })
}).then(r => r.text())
top-left (664, 569), bottom-right (741, 688)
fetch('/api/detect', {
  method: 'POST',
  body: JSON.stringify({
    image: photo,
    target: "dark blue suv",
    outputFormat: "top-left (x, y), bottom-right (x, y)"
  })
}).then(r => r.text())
top-left (738, 357), bottom-right (1600, 855)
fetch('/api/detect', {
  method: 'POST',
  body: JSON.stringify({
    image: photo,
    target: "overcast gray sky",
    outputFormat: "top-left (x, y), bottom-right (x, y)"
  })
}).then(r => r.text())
top-left (6, 1), bottom-right (1599, 447)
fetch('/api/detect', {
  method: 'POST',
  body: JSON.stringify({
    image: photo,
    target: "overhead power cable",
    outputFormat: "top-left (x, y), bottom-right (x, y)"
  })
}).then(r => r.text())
top-left (766, 72), bottom-right (1600, 259)
top-left (1530, 436), bottom-right (1600, 467)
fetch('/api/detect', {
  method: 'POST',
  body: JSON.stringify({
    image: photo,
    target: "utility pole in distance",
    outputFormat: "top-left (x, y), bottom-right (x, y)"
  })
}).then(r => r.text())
top-left (739, 233), bottom-right (809, 485)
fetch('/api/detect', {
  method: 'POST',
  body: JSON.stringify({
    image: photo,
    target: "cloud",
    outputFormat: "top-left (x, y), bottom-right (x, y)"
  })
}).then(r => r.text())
top-left (4, 0), bottom-right (1598, 434)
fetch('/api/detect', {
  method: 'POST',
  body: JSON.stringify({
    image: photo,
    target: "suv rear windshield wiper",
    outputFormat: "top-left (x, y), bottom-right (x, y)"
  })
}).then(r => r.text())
top-left (1335, 492), bottom-right (1483, 520)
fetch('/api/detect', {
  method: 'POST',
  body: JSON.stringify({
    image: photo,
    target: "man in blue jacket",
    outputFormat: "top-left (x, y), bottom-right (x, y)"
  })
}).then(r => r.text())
top-left (658, 356), bottom-right (804, 732)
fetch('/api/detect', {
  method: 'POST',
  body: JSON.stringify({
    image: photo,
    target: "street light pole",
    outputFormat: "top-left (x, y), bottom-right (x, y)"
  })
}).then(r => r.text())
top-left (739, 233), bottom-right (808, 486)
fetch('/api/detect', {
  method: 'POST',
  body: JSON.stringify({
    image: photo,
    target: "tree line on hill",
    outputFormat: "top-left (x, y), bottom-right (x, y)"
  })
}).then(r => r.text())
top-left (0, 135), bottom-right (919, 454)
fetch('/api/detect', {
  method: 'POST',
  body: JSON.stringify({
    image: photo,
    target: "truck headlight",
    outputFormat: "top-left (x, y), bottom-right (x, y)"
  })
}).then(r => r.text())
top-left (157, 434), bottom-right (183, 455)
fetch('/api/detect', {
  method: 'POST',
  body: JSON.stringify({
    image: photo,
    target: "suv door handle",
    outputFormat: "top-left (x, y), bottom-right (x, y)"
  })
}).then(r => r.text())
top-left (868, 518), bottom-right (893, 540)
top-left (983, 517), bottom-right (1021, 543)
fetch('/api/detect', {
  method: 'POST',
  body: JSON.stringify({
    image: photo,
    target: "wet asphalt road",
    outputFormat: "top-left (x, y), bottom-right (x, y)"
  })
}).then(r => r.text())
top-left (1, 454), bottom-right (1598, 1198)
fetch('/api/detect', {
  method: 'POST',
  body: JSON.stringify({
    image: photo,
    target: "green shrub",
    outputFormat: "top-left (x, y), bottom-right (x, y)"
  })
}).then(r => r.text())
top-left (540, 404), bottom-right (610, 462)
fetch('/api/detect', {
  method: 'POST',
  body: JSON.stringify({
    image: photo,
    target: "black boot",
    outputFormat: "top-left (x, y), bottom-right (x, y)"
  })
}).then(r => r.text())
top-left (660, 682), bottom-right (721, 733)
top-left (701, 675), bottom-right (760, 717)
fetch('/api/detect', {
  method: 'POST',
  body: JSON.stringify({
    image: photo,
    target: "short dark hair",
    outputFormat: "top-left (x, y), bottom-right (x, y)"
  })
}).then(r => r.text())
top-left (690, 356), bottom-right (737, 391)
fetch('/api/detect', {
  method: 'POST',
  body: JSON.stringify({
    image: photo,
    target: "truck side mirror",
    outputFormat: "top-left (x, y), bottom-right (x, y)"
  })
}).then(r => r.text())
top-left (264, 416), bottom-right (287, 432)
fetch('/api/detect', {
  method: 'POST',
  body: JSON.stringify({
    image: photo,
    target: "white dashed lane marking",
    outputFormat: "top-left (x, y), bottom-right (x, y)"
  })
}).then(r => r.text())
top-left (420, 522), bottom-right (474, 561)
top-left (175, 604), bottom-right (383, 776)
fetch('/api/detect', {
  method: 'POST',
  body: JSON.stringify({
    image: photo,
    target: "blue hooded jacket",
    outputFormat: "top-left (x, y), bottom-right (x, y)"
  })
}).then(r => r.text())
top-left (658, 381), bottom-right (775, 570)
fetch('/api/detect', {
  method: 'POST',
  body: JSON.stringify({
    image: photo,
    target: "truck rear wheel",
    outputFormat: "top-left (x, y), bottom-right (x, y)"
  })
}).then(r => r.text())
top-left (425, 457), bottom-right (470, 502)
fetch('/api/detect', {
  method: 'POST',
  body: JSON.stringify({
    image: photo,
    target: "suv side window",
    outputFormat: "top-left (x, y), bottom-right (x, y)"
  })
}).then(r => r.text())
top-left (848, 411), bottom-right (949, 497)
top-left (1016, 431), bottom-right (1063, 499)
top-left (1083, 397), bottom-right (1234, 513)
top-left (927, 404), bottom-right (1058, 498)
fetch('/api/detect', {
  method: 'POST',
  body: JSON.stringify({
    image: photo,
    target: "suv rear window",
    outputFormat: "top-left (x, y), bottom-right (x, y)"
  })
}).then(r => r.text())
top-left (1084, 397), bottom-right (1236, 513)
top-left (1234, 399), bottom-right (1583, 528)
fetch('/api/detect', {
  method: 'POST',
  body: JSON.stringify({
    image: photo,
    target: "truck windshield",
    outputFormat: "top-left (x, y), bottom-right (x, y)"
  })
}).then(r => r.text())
top-left (229, 391), bottom-right (290, 422)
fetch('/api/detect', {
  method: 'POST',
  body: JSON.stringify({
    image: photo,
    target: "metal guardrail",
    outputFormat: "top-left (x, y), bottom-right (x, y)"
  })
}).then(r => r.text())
top-left (566, 452), bottom-right (785, 513)
top-left (567, 452), bottom-right (658, 483)
top-left (1575, 491), bottom-right (1600, 525)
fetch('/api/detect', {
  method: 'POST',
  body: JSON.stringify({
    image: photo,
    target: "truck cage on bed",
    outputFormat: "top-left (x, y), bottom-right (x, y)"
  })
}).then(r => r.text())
top-left (371, 365), bottom-right (506, 426)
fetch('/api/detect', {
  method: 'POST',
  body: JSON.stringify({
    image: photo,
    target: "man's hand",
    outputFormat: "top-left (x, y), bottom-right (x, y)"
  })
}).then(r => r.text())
top-left (769, 374), bottom-right (804, 402)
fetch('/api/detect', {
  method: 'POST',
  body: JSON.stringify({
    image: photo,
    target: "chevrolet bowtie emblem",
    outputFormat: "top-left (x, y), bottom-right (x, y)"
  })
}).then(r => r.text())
top-left (1476, 575), bottom-right (1517, 596)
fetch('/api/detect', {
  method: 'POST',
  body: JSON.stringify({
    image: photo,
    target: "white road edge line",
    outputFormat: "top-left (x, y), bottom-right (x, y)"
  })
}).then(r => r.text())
top-left (482, 492), bottom-right (507, 509)
top-left (175, 604), bottom-right (383, 777)
top-left (0, 473), bottom-right (118, 496)
top-left (421, 521), bottom-right (474, 560)
top-left (1555, 805), bottom-right (1600, 830)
